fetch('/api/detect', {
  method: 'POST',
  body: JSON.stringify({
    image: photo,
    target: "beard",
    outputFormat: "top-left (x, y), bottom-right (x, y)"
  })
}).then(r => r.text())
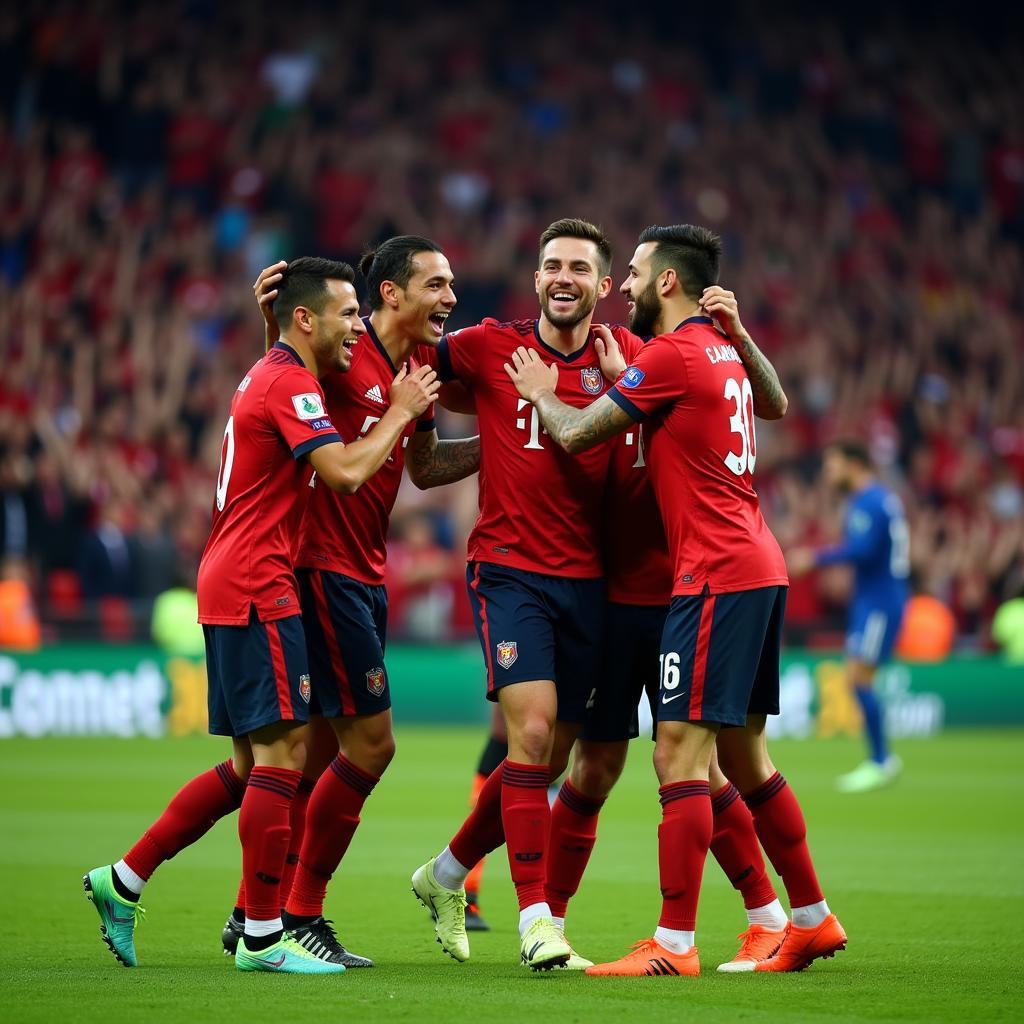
top-left (627, 280), bottom-right (661, 337)
top-left (540, 289), bottom-right (597, 329)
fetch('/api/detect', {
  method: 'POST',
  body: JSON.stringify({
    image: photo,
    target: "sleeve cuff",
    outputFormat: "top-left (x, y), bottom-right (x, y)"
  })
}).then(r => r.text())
top-left (416, 418), bottom-right (436, 433)
top-left (437, 339), bottom-right (455, 383)
top-left (292, 432), bottom-right (341, 460)
top-left (607, 387), bottom-right (645, 422)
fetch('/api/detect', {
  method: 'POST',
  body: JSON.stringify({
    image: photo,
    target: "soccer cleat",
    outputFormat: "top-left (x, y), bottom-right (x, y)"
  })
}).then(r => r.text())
top-left (755, 914), bottom-right (847, 972)
top-left (465, 891), bottom-right (490, 932)
top-left (716, 924), bottom-right (787, 973)
top-left (519, 917), bottom-right (571, 971)
top-left (235, 932), bottom-right (347, 974)
top-left (289, 916), bottom-right (374, 968)
top-left (836, 758), bottom-right (899, 794)
top-left (585, 938), bottom-right (699, 977)
top-left (411, 858), bottom-right (470, 962)
top-left (83, 865), bottom-right (146, 968)
top-left (555, 937), bottom-right (594, 971)
top-left (222, 913), bottom-right (244, 956)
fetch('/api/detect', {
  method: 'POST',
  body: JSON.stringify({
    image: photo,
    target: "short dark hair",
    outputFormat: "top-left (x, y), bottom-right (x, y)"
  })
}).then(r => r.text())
top-left (272, 257), bottom-right (356, 324)
top-left (358, 235), bottom-right (445, 311)
top-left (538, 218), bottom-right (612, 278)
top-left (825, 439), bottom-right (873, 467)
top-left (637, 224), bottom-right (722, 300)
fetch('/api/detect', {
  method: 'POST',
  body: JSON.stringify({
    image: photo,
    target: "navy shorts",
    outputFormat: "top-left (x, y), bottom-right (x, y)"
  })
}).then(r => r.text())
top-left (846, 598), bottom-right (906, 666)
top-left (582, 602), bottom-right (667, 742)
top-left (297, 568), bottom-right (390, 718)
top-left (657, 586), bottom-right (787, 728)
top-left (466, 562), bottom-right (605, 723)
top-left (203, 606), bottom-right (311, 737)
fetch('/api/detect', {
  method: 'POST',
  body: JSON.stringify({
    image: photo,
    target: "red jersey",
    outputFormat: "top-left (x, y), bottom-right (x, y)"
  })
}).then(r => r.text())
top-left (607, 316), bottom-right (788, 597)
top-left (604, 328), bottom-right (674, 605)
top-left (296, 318), bottom-right (436, 584)
top-left (198, 342), bottom-right (341, 625)
top-left (438, 319), bottom-right (615, 578)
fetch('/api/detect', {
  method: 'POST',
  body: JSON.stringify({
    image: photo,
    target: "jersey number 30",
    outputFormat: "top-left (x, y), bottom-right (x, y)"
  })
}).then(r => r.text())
top-left (723, 377), bottom-right (757, 476)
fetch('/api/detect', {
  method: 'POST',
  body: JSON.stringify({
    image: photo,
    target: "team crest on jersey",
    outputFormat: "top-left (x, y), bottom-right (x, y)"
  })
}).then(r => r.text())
top-left (298, 674), bottom-right (311, 704)
top-left (496, 640), bottom-right (518, 669)
top-left (580, 367), bottom-right (604, 394)
top-left (621, 366), bottom-right (645, 388)
top-left (366, 667), bottom-right (386, 696)
top-left (291, 393), bottom-right (326, 420)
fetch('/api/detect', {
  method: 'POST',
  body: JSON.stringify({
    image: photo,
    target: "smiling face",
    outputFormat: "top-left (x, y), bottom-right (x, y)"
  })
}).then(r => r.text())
top-left (535, 237), bottom-right (612, 330)
top-left (620, 241), bottom-right (664, 337)
top-left (310, 279), bottom-right (365, 374)
top-left (387, 251), bottom-right (456, 346)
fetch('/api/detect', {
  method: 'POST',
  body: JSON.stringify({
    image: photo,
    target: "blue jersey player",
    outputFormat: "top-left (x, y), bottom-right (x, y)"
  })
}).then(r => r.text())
top-left (791, 440), bottom-right (909, 793)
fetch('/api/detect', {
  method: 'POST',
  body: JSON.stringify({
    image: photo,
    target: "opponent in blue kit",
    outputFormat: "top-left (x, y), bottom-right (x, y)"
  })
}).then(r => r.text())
top-left (791, 440), bottom-right (909, 793)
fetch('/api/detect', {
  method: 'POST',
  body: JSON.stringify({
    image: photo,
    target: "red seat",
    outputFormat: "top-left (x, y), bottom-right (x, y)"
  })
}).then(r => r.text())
top-left (47, 570), bottom-right (83, 615)
top-left (98, 596), bottom-right (135, 643)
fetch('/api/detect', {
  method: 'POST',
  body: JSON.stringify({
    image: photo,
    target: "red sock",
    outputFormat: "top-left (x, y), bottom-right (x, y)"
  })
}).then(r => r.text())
top-left (450, 761), bottom-right (506, 869)
top-left (545, 780), bottom-right (604, 918)
top-left (743, 772), bottom-right (823, 908)
top-left (501, 761), bottom-right (550, 911)
top-left (280, 776), bottom-right (315, 903)
top-left (710, 782), bottom-right (777, 909)
top-left (657, 781), bottom-right (712, 931)
top-left (234, 878), bottom-right (245, 913)
top-left (463, 772), bottom-right (489, 895)
top-left (123, 760), bottom-right (244, 880)
top-left (240, 766), bottom-right (300, 921)
top-left (285, 755), bottom-right (379, 918)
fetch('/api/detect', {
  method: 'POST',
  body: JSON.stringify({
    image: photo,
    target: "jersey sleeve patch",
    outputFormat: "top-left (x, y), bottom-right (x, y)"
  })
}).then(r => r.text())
top-left (291, 393), bottom-right (327, 420)
top-left (620, 366), bottom-right (645, 388)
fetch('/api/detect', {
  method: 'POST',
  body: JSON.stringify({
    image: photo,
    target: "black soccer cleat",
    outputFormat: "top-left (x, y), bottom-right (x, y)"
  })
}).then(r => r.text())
top-left (288, 916), bottom-right (374, 968)
top-left (221, 912), bottom-right (244, 956)
top-left (465, 892), bottom-right (490, 932)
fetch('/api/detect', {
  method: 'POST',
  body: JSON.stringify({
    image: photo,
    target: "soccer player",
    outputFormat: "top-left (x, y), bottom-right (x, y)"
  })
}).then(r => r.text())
top-left (84, 258), bottom-right (440, 973)
top-left (545, 291), bottom-right (791, 972)
top-left (220, 240), bottom-right (480, 967)
top-left (788, 440), bottom-right (909, 792)
top-left (410, 219), bottom-right (624, 970)
top-left (504, 224), bottom-right (846, 976)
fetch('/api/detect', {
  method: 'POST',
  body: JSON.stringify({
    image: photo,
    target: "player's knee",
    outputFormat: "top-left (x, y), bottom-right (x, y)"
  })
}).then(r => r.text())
top-left (512, 717), bottom-right (555, 764)
top-left (572, 746), bottom-right (625, 798)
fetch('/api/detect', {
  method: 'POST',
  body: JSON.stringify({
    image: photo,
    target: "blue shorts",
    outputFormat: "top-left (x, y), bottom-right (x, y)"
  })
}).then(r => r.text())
top-left (658, 586), bottom-right (787, 728)
top-left (582, 602), bottom-right (666, 742)
top-left (203, 607), bottom-right (311, 737)
top-left (466, 561), bottom-right (605, 723)
top-left (297, 568), bottom-right (391, 718)
top-left (846, 600), bottom-right (905, 666)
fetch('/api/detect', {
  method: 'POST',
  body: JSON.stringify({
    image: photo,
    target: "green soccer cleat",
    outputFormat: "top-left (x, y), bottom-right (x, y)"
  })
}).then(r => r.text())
top-left (411, 858), bottom-right (470, 962)
top-left (83, 865), bottom-right (146, 968)
top-left (836, 755), bottom-right (902, 794)
top-left (520, 917), bottom-right (571, 971)
top-left (557, 940), bottom-right (595, 971)
top-left (235, 932), bottom-right (347, 974)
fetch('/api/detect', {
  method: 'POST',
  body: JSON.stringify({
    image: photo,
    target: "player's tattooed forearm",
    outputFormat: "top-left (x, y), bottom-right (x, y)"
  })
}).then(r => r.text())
top-left (534, 393), bottom-right (628, 453)
top-left (735, 330), bottom-right (788, 418)
top-left (408, 436), bottom-right (480, 487)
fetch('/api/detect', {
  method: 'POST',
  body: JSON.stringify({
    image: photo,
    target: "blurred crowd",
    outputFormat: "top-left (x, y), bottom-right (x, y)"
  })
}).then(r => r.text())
top-left (1, 1), bottom-right (1022, 647)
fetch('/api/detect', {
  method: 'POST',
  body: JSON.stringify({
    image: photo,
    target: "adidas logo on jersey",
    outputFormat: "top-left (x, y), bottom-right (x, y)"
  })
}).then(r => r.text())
top-left (364, 384), bottom-right (384, 404)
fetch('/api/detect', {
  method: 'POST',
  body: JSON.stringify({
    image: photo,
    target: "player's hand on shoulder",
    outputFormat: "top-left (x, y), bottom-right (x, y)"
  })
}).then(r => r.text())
top-left (254, 261), bottom-right (286, 346)
top-left (389, 363), bottom-right (441, 419)
top-left (593, 323), bottom-right (627, 382)
top-left (503, 346), bottom-right (558, 404)
top-left (700, 286), bottom-right (743, 338)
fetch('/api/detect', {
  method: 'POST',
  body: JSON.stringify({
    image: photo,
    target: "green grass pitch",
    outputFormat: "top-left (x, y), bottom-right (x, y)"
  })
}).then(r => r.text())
top-left (2, 728), bottom-right (1022, 1022)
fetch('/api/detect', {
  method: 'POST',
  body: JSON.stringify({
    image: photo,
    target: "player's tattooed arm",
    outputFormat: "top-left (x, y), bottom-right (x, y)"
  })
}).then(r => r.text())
top-left (700, 286), bottom-right (788, 419)
top-left (254, 261), bottom-right (286, 353)
top-left (406, 430), bottom-right (481, 488)
top-left (504, 346), bottom-right (632, 454)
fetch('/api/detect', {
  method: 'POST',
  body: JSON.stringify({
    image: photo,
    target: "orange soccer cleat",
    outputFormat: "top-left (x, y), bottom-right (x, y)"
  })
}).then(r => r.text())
top-left (755, 914), bottom-right (847, 972)
top-left (585, 938), bottom-right (700, 977)
top-left (716, 924), bottom-right (788, 973)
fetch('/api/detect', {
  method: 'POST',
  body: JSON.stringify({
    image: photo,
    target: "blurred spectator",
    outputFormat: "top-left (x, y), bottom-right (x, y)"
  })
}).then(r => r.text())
top-left (0, 557), bottom-right (41, 651)
top-left (992, 591), bottom-right (1024, 664)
